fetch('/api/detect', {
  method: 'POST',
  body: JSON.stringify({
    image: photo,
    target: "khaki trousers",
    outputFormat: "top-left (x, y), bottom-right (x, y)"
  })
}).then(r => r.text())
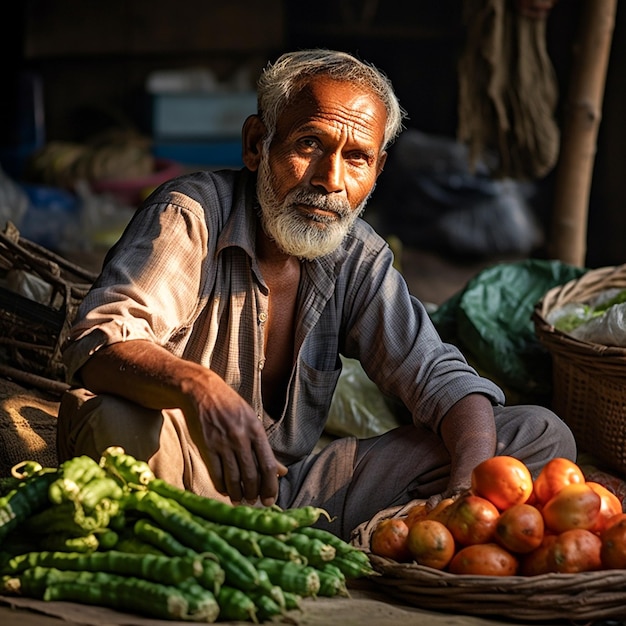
top-left (57, 389), bottom-right (576, 540)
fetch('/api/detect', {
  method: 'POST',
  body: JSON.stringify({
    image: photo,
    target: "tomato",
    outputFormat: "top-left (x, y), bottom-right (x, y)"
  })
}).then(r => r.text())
top-left (494, 503), bottom-right (544, 554)
top-left (587, 481), bottom-right (623, 533)
top-left (404, 502), bottom-right (429, 529)
top-left (425, 497), bottom-right (456, 526)
top-left (604, 512), bottom-right (626, 532)
top-left (541, 483), bottom-right (601, 533)
top-left (406, 519), bottom-right (455, 570)
top-left (601, 517), bottom-right (626, 569)
top-left (471, 456), bottom-right (533, 511)
top-left (520, 534), bottom-right (558, 576)
top-left (548, 528), bottom-right (602, 573)
top-left (371, 518), bottom-right (411, 562)
top-left (533, 458), bottom-right (585, 506)
top-left (445, 494), bottom-right (499, 546)
top-left (448, 543), bottom-right (519, 576)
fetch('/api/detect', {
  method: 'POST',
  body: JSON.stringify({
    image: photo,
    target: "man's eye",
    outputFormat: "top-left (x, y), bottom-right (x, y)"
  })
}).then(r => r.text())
top-left (299, 138), bottom-right (319, 151)
top-left (347, 153), bottom-right (370, 166)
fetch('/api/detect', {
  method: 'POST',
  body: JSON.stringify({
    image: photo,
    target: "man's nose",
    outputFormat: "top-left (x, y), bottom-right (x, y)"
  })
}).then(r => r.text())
top-left (311, 152), bottom-right (344, 193)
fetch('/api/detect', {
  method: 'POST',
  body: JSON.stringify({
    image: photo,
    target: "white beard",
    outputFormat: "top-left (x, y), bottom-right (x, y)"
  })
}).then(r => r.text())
top-left (255, 150), bottom-right (371, 260)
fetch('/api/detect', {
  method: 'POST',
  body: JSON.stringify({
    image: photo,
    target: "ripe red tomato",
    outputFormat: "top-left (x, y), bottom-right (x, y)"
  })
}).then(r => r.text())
top-left (541, 483), bottom-right (601, 533)
top-left (533, 458), bottom-right (585, 506)
top-left (445, 494), bottom-right (500, 546)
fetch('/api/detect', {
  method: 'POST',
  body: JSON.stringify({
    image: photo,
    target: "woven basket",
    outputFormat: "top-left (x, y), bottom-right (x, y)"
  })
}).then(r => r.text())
top-left (351, 501), bottom-right (626, 621)
top-left (0, 222), bottom-right (97, 388)
top-left (532, 263), bottom-right (626, 475)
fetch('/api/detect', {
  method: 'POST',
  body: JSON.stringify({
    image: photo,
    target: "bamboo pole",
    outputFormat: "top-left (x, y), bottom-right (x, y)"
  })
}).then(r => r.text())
top-left (548, 0), bottom-right (617, 267)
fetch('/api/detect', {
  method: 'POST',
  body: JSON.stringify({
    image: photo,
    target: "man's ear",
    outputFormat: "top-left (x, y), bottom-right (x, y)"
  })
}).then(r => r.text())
top-left (242, 115), bottom-right (267, 172)
top-left (376, 151), bottom-right (388, 179)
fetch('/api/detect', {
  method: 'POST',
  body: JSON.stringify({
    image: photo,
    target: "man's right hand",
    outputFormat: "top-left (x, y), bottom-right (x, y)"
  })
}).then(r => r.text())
top-left (79, 339), bottom-right (287, 506)
top-left (183, 367), bottom-right (288, 506)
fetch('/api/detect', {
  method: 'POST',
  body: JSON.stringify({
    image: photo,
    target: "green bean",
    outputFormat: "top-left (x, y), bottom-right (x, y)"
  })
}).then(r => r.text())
top-left (248, 589), bottom-right (284, 621)
top-left (149, 479), bottom-right (300, 534)
top-left (216, 585), bottom-right (257, 623)
top-left (132, 519), bottom-right (225, 594)
top-left (316, 567), bottom-right (349, 597)
top-left (330, 554), bottom-right (375, 578)
top-left (1, 550), bottom-right (202, 586)
top-left (256, 533), bottom-right (305, 563)
top-left (20, 566), bottom-right (217, 622)
top-left (284, 532), bottom-right (336, 566)
top-left (250, 557), bottom-right (320, 597)
top-left (37, 533), bottom-right (99, 554)
top-left (190, 514), bottom-right (262, 557)
top-left (278, 505), bottom-right (333, 527)
top-left (0, 471), bottom-right (58, 543)
top-left (127, 491), bottom-right (261, 591)
top-left (281, 590), bottom-right (302, 612)
top-left (99, 446), bottom-right (155, 488)
top-left (49, 456), bottom-right (105, 504)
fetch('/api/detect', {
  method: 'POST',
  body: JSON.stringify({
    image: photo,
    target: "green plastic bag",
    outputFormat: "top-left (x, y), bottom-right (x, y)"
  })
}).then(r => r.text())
top-left (430, 259), bottom-right (587, 403)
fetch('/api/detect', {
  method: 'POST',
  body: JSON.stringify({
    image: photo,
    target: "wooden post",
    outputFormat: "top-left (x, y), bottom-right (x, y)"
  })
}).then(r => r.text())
top-left (548, 0), bottom-right (617, 266)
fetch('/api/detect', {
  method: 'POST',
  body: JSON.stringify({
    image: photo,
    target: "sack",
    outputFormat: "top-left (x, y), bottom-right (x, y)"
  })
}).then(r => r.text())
top-left (430, 259), bottom-right (586, 403)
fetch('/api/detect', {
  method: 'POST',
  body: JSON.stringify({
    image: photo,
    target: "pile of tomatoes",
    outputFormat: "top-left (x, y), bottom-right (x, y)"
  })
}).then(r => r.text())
top-left (370, 456), bottom-right (626, 576)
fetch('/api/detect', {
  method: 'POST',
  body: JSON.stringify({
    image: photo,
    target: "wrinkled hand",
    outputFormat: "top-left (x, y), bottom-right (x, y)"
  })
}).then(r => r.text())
top-left (186, 371), bottom-right (287, 506)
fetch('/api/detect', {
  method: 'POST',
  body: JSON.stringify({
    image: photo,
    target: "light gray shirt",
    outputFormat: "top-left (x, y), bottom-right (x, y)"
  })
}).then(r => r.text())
top-left (63, 168), bottom-right (504, 464)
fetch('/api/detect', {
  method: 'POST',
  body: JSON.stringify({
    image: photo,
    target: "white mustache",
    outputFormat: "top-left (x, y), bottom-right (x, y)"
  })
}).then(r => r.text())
top-left (286, 190), bottom-right (352, 217)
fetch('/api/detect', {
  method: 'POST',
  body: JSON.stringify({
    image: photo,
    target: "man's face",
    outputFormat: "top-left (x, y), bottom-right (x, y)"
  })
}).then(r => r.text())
top-left (256, 77), bottom-right (387, 260)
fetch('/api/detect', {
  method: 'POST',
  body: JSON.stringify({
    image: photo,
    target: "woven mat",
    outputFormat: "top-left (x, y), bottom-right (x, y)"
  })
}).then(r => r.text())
top-left (0, 376), bottom-right (59, 476)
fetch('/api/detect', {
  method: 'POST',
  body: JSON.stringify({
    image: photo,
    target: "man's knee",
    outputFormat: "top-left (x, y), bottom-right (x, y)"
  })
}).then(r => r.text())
top-left (56, 388), bottom-right (163, 463)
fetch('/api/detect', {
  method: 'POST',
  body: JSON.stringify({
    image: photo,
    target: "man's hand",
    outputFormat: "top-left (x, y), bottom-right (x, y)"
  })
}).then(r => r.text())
top-left (184, 368), bottom-right (288, 506)
top-left (80, 340), bottom-right (287, 506)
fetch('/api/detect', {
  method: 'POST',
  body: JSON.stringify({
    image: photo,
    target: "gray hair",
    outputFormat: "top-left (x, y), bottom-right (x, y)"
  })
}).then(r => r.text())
top-left (256, 49), bottom-right (406, 150)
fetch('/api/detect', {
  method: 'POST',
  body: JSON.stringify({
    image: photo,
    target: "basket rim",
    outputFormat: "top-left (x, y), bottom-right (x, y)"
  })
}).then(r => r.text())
top-left (533, 262), bottom-right (626, 358)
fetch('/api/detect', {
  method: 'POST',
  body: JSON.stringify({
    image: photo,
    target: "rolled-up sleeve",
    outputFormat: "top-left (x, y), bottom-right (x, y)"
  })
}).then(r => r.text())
top-left (63, 192), bottom-right (208, 382)
top-left (340, 226), bottom-right (505, 433)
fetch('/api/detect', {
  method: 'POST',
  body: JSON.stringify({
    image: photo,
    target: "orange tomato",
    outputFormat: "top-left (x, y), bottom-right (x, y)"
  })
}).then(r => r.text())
top-left (494, 503), bottom-right (545, 554)
top-left (371, 518), bottom-right (411, 562)
top-left (404, 502), bottom-right (429, 529)
top-left (445, 494), bottom-right (500, 546)
top-left (604, 512), bottom-right (626, 532)
top-left (425, 497), bottom-right (456, 526)
top-left (548, 528), bottom-right (602, 573)
top-left (533, 458), bottom-right (585, 506)
top-left (601, 517), bottom-right (626, 569)
top-left (471, 456), bottom-right (533, 511)
top-left (406, 519), bottom-right (456, 570)
top-left (520, 534), bottom-right (559, 576)
top-left (448, 543), bottom-right (519, 576)
top-left (541, 483), bottom-right (601, 533)
top-left (587, 481), bottom-right (623, 533)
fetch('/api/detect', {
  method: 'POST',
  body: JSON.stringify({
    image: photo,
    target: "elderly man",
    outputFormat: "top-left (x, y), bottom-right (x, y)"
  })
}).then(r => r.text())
top-left (57, 49), bottom-right (575, 540)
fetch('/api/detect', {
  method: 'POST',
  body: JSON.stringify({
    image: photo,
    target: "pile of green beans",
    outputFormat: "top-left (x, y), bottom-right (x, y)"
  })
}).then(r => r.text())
top-left (0, 447), bottom-right (374, 622)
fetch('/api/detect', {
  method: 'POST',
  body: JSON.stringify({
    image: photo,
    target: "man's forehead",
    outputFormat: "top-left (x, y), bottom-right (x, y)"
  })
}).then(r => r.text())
top-left (279, 77), bottom-right (387, 142)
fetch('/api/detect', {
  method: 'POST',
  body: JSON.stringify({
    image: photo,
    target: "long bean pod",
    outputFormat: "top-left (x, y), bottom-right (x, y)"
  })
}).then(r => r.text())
top-left (127, 491), bottom-right (261, 591)
top-left (149, 479), bottom-right (301, 534)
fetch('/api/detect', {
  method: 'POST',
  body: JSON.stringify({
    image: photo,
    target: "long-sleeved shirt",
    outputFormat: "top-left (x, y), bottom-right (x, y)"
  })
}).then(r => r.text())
top-left (63, 168), bottom-right (505, 465)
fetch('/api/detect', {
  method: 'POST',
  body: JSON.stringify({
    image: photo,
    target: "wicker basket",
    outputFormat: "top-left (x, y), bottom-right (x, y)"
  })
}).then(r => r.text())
top-left (351, 501), bottom-right (626, 621)
top-left (532, 263), bottom-right (626, 475)
top-left (0, 222), bottom-right (97, 388)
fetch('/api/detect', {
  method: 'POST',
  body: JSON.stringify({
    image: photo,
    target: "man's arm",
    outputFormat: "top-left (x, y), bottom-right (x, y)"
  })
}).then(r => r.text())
top-left (437, 393), bottom-right (498, 499)
top-left (79, 339), bottom-right (287, 506)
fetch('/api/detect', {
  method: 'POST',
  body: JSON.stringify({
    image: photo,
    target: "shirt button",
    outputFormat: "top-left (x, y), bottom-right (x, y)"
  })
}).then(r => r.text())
top-left (258, 312), bottom-right (268, 323)
top-left (258, 359), bottom-right (265, 370)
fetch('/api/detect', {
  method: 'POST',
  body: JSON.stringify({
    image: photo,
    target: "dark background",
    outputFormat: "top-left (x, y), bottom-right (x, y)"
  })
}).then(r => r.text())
top-left (1, 0), bottom-right (624, 268)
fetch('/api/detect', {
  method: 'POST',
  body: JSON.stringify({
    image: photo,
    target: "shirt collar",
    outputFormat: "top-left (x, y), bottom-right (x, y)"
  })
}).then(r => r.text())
top-left (215, 168), bottom-right (259, 260)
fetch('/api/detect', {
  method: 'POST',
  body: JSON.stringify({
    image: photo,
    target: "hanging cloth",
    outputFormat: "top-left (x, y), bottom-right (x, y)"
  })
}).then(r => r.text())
top-left (457, 0), bottom-right (560, 179)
